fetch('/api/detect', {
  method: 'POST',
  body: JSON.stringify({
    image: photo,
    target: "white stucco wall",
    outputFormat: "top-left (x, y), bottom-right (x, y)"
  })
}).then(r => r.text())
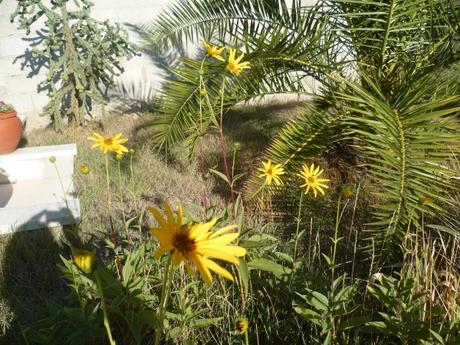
top-left (0, 0), bottom-right (171, 130)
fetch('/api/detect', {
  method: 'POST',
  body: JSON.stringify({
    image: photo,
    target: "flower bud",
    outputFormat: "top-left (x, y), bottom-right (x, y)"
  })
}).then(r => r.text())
top-left (339, 183), bottom-right (354, 198)
top-left (80, 165), bottom-right (90, 175)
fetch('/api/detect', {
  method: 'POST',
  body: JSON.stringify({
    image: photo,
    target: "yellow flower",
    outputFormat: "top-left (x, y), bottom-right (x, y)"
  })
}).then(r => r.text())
top-left (298, 163), bottom-right (330, 198)
top-left (257, 160), bottom-right (285, 186)
top-left (87, 132), bottom-right (128, 155)
top-left (115, 152), bottom-right (124, 160)
top-left (72, 249), bottom-right (96, 274)
top-left (80, 164), bottom-right (90, 175)
top-left (234, 317), bottom-right (249, 334)
top-left (226, 48), bottom-right (250, 75)
top-left (149, 202), bottom-right (247, 285)
top-left (201, 39), bottom-right (225, 61)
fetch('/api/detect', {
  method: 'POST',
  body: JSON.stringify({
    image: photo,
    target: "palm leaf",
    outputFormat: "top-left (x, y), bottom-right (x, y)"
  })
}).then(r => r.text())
top-left (340, 72), bottom-right (460, 258)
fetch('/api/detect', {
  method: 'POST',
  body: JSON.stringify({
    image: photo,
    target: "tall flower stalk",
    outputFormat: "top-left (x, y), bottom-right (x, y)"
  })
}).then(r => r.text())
top-left (149, 202), bottom-right (246, 343)
top-left (88, 132), bottom-right (129, 279)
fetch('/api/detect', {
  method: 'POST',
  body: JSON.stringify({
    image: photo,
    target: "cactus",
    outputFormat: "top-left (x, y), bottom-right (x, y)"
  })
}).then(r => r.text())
top-left (11, 0), bottom-right (137, 130)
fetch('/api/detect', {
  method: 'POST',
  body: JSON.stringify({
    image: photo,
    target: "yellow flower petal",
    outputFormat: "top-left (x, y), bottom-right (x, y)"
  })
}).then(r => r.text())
top-left (190, 253), bottom-right (213, 285)
top-left (202, 257), bottom-right (234, 281)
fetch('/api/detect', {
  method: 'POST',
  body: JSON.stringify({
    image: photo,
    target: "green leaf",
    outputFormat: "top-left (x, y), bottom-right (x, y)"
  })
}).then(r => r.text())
top-left (247, 258), bottom-right (292, 276)
top-left (209, 168), bottom-right (230, 184)
top-left (337, 316), bottom-right (370, 331)
top-left (297, 290), bottom-right (329, 312)
top-left (294, 307), bottom-right (323, 326)
top-left (190, 317), bottom-right (223, 328)
top-left (238, 259), bottom-right (250, 299)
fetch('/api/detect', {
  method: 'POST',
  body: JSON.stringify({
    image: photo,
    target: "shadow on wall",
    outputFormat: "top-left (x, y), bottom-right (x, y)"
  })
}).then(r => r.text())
top-left (13, 30), bottom-right (51, 82)
top-left (108, 23), bottom-right (188, 116)
top-left (125, 23), bottom-right (186, 75)
top-left (0, 170), bottom-right (13, 208)
top-left (0, 209), bottom-right (84, 344)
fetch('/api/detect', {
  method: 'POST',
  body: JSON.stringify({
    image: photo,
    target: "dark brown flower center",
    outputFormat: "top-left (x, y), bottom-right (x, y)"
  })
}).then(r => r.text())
top-left (104, 138), bottom-right (113, 146)
top-left (307, 176), bottom-right (316, 184)
top-left (227, 62), bottom-right (237, 71)
top-left (266, 167), bottom-right (273, 176)
top-left (173, 232), bottom-right (196, 255)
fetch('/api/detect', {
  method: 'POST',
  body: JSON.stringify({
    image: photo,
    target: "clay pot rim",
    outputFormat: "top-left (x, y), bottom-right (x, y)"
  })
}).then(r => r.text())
top-left (0, 110), bottom-right (17, 120)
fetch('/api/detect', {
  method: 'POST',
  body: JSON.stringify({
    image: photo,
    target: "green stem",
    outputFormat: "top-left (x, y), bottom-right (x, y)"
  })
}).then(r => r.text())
top-left (218, 77), bottom-right (235, 202)
top-left (245, 331), bottom-right (249, 345)
top-left (51, 159), bottom-right (77, 228)
top-left (105, 155), bottom-right (112, 211)
top-left (95, 271), bottom-right (116, 345)
top-left (117, 160), bottom-right (131, 246)
top-left (290, 191), bottom-right (304, 288)
top-left (154, 255), bottom-right (173, 345)
top-left (129, 152), bottom-right (136, 197)
top-left (198, 58), bottom-right (210, 211)
top-left (331, 196), bottom-right (342, 285)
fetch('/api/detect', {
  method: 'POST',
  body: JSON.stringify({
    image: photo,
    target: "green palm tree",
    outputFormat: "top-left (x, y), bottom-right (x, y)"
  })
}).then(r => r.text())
top-left (144, 0), bottom-right (460, 258)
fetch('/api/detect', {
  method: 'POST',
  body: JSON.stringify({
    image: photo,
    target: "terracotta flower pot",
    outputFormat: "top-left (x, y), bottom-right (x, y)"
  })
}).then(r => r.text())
top-left (0, 110), bottom-right (22, 155)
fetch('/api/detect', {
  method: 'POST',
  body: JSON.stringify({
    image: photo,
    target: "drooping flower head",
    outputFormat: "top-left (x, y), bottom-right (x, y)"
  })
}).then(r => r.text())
top-left (234, 317), bottom-right (249, 334)
top-left (72, 249), bottom-right (96, 274)
top-left (298, 163), bottom-right (330, 198)
top-left (258, 160), bottom-right (285, 186)
top-left (149, 202), bottom-right (246, 285)
top-left (226, 48), bottom-right (250, 75)
top-left (87, 132), bottom-right (128, 155)
top-left (201, 39), bottom-right (225, 61)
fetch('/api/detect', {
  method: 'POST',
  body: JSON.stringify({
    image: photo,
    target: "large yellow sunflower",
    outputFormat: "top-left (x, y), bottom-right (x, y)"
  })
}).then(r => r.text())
top-left (149, 202), bottom-right (246, 285)
top-left (87, 132), bottom-right (128, 155)
top-left (258, 160), bottom-right (285, 186)
top-left (201, 39), bottom-right (225, 61)
top-left (298, 163), bottom-right (330, 198)
top-left (226, 48), bottom-right (250, 75)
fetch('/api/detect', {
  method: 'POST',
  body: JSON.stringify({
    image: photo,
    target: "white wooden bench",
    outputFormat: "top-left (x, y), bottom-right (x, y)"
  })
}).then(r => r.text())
top-left (0, 144), bottom-right (80, 234)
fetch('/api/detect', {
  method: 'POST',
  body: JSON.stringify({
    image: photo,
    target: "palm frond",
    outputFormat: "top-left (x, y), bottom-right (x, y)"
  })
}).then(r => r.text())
top-left (330, 0), bottom-right (460, 92)
top-left (144, 0), bottom-right (313, 53)
top-left (340, 72), bottom-right (460, 259)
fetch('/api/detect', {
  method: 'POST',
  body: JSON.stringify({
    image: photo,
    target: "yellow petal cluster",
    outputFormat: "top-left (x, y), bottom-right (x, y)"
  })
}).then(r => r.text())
top-left (201, 39), bottom-right (225, 61)
top-left (298, 163), bottom-right (329, 198)
top-left (226, 48), bottom-right (250, 75)
top-left (80, 164), bottom-right (90, 175)
top-left (234, 318), bottom-right (249, 334)
top-left (87, 132), bottom-right (128, 155)
top-left (72, 249), bottom-right (96, 274)
top-left (258, 160), bottom-right (285, 186)
top-left (149, 202), bottom-right (246, 285)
